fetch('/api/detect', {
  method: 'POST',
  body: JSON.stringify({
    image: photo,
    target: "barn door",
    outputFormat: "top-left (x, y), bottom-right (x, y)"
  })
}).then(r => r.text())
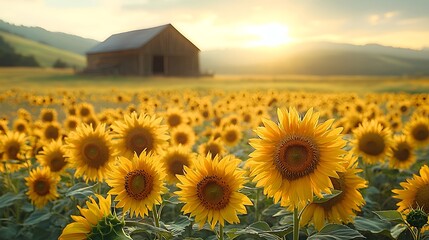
top-left (152, 55), bottom-right (165, 74)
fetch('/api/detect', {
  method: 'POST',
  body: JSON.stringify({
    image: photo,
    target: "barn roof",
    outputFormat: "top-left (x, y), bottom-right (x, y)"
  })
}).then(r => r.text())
top-left (87, 24), bottom-right (172, 54)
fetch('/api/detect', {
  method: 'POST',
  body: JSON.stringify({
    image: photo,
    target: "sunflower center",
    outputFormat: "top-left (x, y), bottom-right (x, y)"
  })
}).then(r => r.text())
top-left (206, 143), bottom-right (220, 158)
top-left (224, 130), bottom-right (238, 143)
top-left (167, 154), bottom-right (189, 176)
top-left (393, 142), bottom-right (411, 162)
top-left (50, 154), bottom-right (67, 172)
top-left (82, 142), bottom-right (109, 168)
top-left (44, 125), bottom-right (60, 140)
top-left (175, 132), bottom-right (188, 145)
top-left (7, 142), bottom-right (20, 160)
top-left (275, 136), bottom-right (319, 181)
top-left (320, 175), bottom-right (345, 209)
top-left (126, 129), bottom-right (154, 155)
top-left (412, 124), bottom-right (429, 141)
top-left (42, 112), bottom-right (54, 122)
top-left (67, 120), bottom-right (78, 130)
top-left (197, 176), bottom-right (231, 210)
top-left (168, 114), bottom-right (181, 127)
top-left (80, 108), bottom-right (90, 117)
top-left (16, 124), bottom-right (26, 132)
top-left (124, 170), bottom-right (153, 200)
top-left (358, 132), bottom-right (385, 156)
top-left (414, 184), bottom-right (429, 213)
top-left (34, 179), bottom-right (50, 196)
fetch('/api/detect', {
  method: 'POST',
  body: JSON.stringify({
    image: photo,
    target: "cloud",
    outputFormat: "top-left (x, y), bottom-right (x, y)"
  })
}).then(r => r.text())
top-left (368, 11), bottom-right (399, 25)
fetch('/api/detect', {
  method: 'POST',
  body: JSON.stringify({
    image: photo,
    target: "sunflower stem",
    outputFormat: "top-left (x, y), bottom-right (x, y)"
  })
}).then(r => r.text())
top-left (218, 223), bottom-right (224, 240)
top-left (255, 188), bottom-right (261, 221)
top-left (152, 204), bottom-right (161, 240)
top-left (416, 227), bottom-right (421, 240)
top-left (293, 206), bottom-right (300, 240)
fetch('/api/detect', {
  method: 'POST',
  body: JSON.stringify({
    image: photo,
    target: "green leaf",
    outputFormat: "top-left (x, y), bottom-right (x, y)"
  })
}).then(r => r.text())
top-left (165, 215), bottom-right (190, 237)
top-left (65, 183), bottom-right (95, 199)
top-left (390, 223), bottom-right (407, 239)
top-left (373, 210), bottom-right (404, 222)
top-left (163, 195), bottom-right (181, 205)
top-left (248, 221), bottom-right (272, 231)
top-left (262, 203), bottom-right (283, 216)
top-left (126, 221), bottom-right (172, 239)
top-left (0, 192), bottom-right (25, 208)
top-left (353, 216), bottom-right (391, 235)
top-left (24, 210), bottom-right (52, 225)
top-left (308, 224), bottom-right (365, 240)
top-left (313, 190), bottom-right (342, 204)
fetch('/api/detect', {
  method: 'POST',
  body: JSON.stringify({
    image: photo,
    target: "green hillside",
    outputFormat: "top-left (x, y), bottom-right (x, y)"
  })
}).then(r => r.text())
top-left (0, 30), bottom-right (85, 68)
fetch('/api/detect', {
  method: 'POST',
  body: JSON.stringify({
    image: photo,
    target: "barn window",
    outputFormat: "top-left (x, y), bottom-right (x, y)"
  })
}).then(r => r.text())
top-left (153, 55), bottom-right (165, 74)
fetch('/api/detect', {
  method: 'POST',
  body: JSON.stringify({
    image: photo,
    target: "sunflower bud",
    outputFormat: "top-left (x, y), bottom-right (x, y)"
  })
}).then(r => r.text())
top-left (87, 213), bottom-right (131, 240)
top-left (406, 208), bottom-right (428, 229)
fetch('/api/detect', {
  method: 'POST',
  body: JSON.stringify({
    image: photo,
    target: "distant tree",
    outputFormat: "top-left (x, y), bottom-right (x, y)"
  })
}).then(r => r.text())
top-left (52, 59), bottom-right (68, 68)
top-left (0, 36), bottom-right (39, 67)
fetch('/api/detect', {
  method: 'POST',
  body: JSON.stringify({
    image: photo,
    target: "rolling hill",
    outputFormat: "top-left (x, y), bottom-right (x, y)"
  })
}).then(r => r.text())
top-left (201, 42), bottom-right (429, 75)
top-left (0, 30), bottom-right (85, 68)
top-left (0, 19), bottom-right (98, 55)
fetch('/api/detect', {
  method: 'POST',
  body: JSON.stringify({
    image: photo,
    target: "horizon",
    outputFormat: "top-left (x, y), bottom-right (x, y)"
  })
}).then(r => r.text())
top-left (1, 0), bottom-right (429, 51)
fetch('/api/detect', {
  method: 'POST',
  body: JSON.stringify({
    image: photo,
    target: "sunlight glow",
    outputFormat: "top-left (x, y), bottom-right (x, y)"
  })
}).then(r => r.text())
top-left (244, 23), bottom-right (293, 47)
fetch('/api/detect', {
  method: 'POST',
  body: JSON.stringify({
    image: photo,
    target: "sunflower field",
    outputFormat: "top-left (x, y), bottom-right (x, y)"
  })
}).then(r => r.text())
top-left (0, 87), bottom-right (429, 240)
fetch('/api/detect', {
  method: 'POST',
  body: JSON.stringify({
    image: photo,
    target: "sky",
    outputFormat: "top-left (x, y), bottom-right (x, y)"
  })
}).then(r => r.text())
top-left (1, 0), bottom-right (429, 50)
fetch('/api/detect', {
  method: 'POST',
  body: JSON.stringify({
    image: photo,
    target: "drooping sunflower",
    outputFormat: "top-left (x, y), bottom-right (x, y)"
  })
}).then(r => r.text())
top-left (247, 108), bottom-right (346, 208)
top-left (0, 131), bottom-right (31, 172)
top-left (25, 167), bottom-right (60, 208)
top-left (59, 194), bottom-right (130, 240)
top-left (389, 135), bottom-right (416, 170)
top-left (404, 115), bottom-right (429, 148)
top-left (351, 120), bottom-right (393, 164)
top-left (221, 124), bottom-right (243, 147)
top-left (106, 152), bottom-right (167, 218)
top-left (198, 137), bottom-right (226, 160)
top-left (66, 123), bottom-right (116, 182)
top-left (160, 145), bottom-right (196, 184)
top-left (176, 154), bottom-right (252, 229)
top-left (37, 140), bottom-right (69, 174)
top-left (300, 154), bottom-right (367, 230)
top-left (393, 165), bottom-right (429, 219)
top-left (111, 112), bottom-right (169, 159)
top-left (170, 124), bottom-right (196, 149)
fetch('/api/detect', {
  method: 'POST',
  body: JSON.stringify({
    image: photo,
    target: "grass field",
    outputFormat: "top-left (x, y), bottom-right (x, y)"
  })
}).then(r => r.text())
top-left (0, 32), bottom-right (85, 68)
top-left (0, 67), bottom-right (429, 93)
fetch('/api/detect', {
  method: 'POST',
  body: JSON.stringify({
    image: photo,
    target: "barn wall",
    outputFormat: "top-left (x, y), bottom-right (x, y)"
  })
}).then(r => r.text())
top-left (139, 26), bottom-right (200, 76)
top-left (87, 50), bottom-right (140, 75)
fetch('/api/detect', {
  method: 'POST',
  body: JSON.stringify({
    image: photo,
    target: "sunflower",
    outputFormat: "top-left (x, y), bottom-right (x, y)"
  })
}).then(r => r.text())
top-left (66, 123), bottom-right (116, 182)
top-left (176, 154), bottom-right (252, 229)
top-left (247, 108), bottom-right (346, 208)
top-left (389, 135), bottom-right (416, 170)
top-left (0, 119), bottom-right (9, 134)
top-left (164, 107), bottom-right (186, 128)
top-left (40, 122), bottom-right (63, 141)
top-left (63, 115), bottom-right (81, 132)
top-left (221, 124), bottom-right (243, 147)
top-left (170, 124), bottom-right (196, 148)
top-left (393, 165), bottom-right (429, 221)
top-left (39, 108), bottom-right (57, 123)
top-left (351, 120), bottom-right (393, 164)
top-left (106, 152), bottom-right (167, 218)
top-left (77, 102), bottom-right (95, 118)
top-left (59, 194), bottom-right (130, 240)
top-left (13, 118), bottom-right (30, 134)
top-left (37, 140), bottom-right (69, 174)
top-left (25, 167), bottom-right (60, 208)
top-left (111, 112), bottom-right (169, 159)
top-left (0, 131), bottom-right (31, 172)
top-left (161, 145), bottom-right (196, 184)
top-left (404, 115), bottom-right (429, 148)
top-left (300, 154), bottom-right (367, 230)
top-left (198, 137), bottom-right (226, 160)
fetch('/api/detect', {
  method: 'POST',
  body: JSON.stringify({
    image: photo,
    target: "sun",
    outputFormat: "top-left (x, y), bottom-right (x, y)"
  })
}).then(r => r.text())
top-left (245, 22), bottom-right (293, 47)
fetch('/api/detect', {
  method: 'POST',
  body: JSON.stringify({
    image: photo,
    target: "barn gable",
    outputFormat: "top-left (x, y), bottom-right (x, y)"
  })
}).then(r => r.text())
top-left (85, 24), bottom-right (200, 76)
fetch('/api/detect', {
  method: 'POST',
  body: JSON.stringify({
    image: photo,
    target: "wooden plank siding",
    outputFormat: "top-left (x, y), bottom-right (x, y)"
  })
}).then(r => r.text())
top-left (86, 24), bottom-right (200, 76)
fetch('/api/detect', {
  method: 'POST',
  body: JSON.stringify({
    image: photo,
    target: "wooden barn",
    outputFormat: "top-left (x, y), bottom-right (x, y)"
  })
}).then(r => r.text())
top-left (86, 24), bottom-right (200, 76)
